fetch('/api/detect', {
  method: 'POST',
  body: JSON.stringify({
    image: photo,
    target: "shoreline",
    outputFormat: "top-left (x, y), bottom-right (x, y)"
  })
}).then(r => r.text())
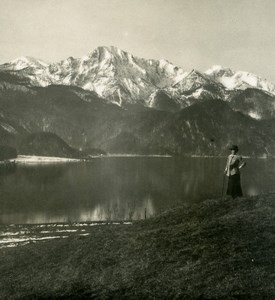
top-left (8, 154), bottom-right (273, 164)
top-left (14, 155), bottom-right (82, 164)
top-left (0, 221), bottom-right (133, 249)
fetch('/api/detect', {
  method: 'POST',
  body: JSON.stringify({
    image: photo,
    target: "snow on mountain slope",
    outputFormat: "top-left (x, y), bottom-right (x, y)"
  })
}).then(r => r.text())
top-left (1, 48), bottom-right (275, 119)
top-left (1, 56), bottom-right (49, 71)
top-left (0, 46), bottom-right (186, 106)
top-left (173, 69), bottom-right (217, 91)
top-left (151, 69), bottom-right (227, 109)
top-left (205, 65), bottom-right (275, 95)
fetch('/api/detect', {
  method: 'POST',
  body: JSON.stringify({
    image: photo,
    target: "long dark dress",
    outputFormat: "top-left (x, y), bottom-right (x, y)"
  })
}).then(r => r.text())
top-left (226, 173), bottom-right (243, 198)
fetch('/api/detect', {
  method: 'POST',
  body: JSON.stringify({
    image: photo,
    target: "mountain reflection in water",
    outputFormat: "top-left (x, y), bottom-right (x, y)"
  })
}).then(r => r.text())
top-left (0, 157), bottom-right (274, 224)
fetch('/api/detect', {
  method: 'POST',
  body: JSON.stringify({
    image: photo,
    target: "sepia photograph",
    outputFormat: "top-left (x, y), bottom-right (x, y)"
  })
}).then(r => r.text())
top-left (0, 0), bottom-right (274, 298)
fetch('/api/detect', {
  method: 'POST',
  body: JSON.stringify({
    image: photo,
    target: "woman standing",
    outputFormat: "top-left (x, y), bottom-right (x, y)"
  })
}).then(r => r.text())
top-left (224, 145), bottom-right (246, 199)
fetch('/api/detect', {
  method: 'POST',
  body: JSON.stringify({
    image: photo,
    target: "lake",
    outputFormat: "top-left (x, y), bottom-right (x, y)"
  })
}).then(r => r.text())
top-left (0, 157), bottom-right (274, 224)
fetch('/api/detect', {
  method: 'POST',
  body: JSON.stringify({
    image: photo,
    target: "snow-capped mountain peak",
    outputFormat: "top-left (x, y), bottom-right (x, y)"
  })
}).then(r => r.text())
top-left (205, 65), bottom-right (234, 78)
top-left (2, 46), bottom-right (185, 106)
top-left (9, 56), bottom-right (49, 70)
top-left (205, 65), bottom-right (275, 94)
top-left (1, 46), bottom-right (275, 117)
top-left (172, 69), bottom-right (215, 91)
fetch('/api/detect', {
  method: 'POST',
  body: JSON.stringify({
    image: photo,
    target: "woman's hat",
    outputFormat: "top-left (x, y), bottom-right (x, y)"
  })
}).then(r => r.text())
top-left (229, 145), bottom-right (239, 151)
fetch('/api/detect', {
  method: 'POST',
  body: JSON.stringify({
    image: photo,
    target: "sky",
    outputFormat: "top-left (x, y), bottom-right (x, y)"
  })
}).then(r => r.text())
top-left (1, 0), bottom-right (275, 81)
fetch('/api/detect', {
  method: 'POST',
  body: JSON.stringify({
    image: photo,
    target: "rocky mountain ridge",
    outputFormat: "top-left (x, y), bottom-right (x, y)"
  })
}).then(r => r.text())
top-left (1, 46), bottom-right (275, 157)
top-left (1, 46), bottom-right (275, 119)
top-left (0, 46), bottom-right (186, 107)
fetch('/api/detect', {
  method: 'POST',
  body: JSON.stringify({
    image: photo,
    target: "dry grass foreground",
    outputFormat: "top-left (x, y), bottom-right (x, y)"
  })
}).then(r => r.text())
top-left (0, 193), bottom-right (274, 299)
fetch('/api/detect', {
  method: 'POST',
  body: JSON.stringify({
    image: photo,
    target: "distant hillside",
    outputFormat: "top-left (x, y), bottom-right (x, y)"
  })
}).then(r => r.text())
top-left (19, 132), bottom-right (81, 158)
top-left (0, 78), bottom-right (275, 157)
top-left (0, 83), bottom-right (123, 151)
top-left (227, 88), bottom-right (275, 119)
top-left (93, 98), bottom-right (275, 156)
top-left (80, 147), bottom-right (107, 157)
top-left (0, 145), bottom-right (17, 160)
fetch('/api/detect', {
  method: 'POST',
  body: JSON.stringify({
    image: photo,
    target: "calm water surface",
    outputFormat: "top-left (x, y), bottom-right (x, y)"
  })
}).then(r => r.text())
top-left (0, 157), bottom-right (274, 224)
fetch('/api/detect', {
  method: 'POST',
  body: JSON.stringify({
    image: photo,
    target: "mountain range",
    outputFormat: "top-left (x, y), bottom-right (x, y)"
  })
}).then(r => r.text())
top-left (1, 46), bottom-right (275, 157)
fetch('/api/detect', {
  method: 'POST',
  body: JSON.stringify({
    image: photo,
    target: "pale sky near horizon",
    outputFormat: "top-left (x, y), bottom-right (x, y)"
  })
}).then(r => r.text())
top-left (1, 0), bottom-right (275, 81)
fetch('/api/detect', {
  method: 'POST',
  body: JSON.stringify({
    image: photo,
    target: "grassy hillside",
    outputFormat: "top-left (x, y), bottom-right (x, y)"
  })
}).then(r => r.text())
top-left (0, 193), bottom-right (274, 299)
